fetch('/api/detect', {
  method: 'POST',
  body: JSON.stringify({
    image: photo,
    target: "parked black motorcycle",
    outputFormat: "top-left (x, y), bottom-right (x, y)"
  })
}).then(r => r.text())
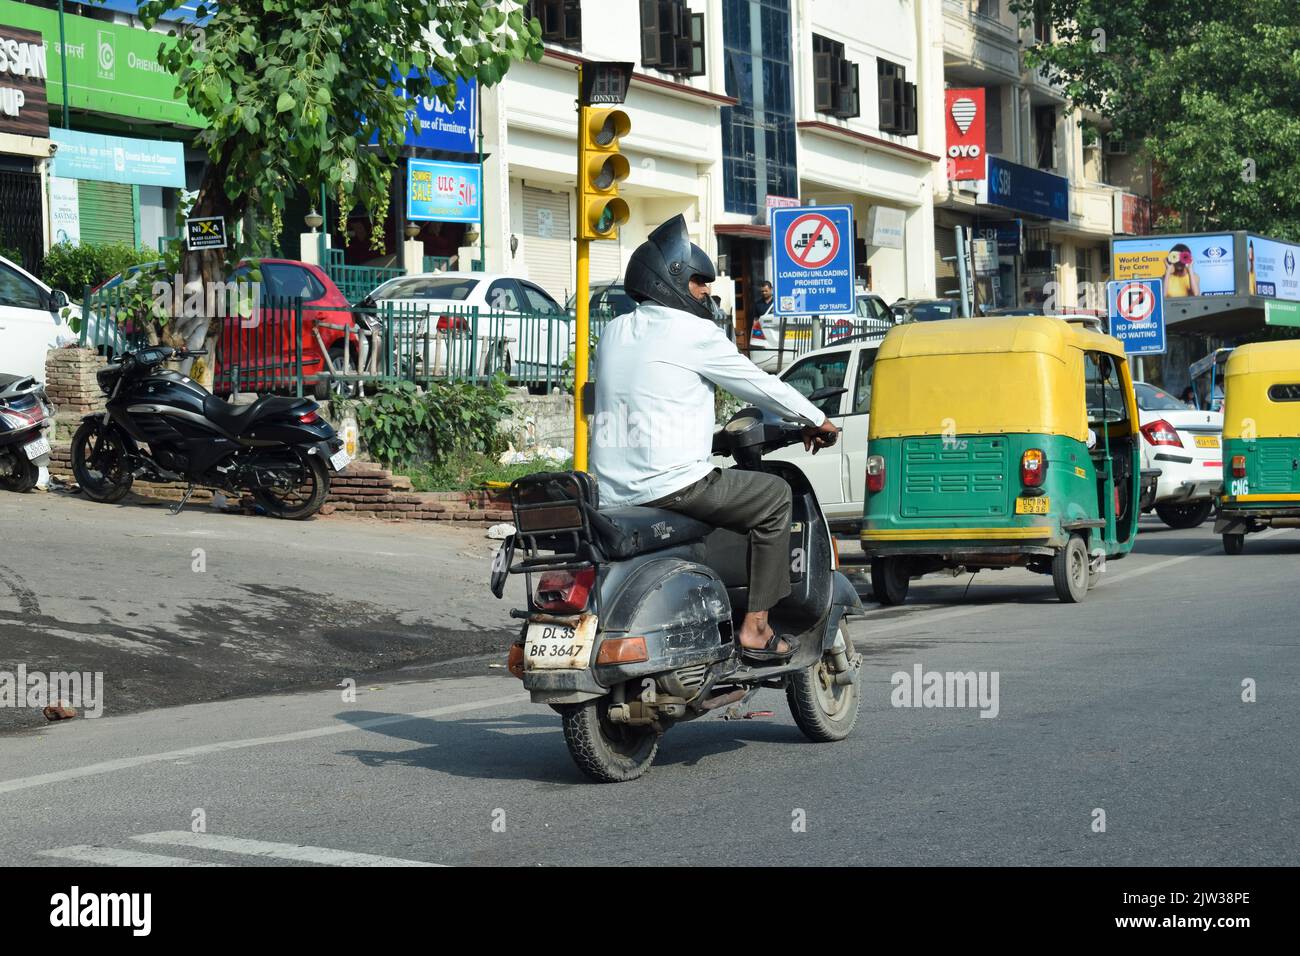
top-left (492, 396), bottom-right (864, 782)
top-left (0, 374), bottom-right (53, 493)
top-left (71, 345), bottom-right (347, 518)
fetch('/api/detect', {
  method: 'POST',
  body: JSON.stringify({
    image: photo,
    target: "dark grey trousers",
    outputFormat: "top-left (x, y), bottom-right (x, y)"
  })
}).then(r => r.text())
top-left (646, 467), bottom-right (792, 613)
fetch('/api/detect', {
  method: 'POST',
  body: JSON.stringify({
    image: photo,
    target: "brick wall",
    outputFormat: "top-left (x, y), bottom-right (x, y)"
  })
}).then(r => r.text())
top-left (44, 348), bottom-right (106, 419)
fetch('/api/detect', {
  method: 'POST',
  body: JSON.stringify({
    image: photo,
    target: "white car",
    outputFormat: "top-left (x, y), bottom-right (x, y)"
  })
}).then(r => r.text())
top-left (0, 255), bottom-right (79, 383)
top-left (720, 331), bottom-right (884, 528)
top-left (1135, 381), bottom-right (1224, 528)
top-left (747, 293), bottom-right (894, 373)
top-left (364, 272), bottom-right (574, 385)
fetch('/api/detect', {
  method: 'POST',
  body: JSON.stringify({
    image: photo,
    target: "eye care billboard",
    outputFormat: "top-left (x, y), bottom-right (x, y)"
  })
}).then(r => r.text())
top-left (1247, 235), bottom-right (1300, 302)
top-left (1111, 234), bottom-right (1236, 297)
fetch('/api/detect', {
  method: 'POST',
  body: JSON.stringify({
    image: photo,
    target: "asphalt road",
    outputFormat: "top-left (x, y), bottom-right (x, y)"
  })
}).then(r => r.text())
top-left (1, 493), bottom-right (1297, 866)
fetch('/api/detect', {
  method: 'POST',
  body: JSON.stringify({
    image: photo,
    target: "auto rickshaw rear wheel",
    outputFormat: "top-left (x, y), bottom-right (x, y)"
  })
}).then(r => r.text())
top-left (1222, 533), bottom-right (1245, 556)
top-left (870, 557), bottom-right (910, 605)
top-left (1052, 536), bottom-right (1089, 603)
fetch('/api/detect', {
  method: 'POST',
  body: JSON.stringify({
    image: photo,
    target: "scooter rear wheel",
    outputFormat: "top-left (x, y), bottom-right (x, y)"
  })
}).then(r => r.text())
top-left (0, 453), bottom-right (38, 492)
top-left (560, 698), bottom-right (659, 783)
top-left (787, 622), bottom-right (860, 742)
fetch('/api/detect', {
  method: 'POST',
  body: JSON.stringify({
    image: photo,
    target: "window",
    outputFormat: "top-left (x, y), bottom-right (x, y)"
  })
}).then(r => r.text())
top-left (375, 277), bottom-right (478, 302)
top-left (640, 0), bottom-right (706, 77)
top-left (1033, 104), bottom-right (1057, 170)
top-left (976, 0), bottom-right (1000, 18)
top-left (877, 59), bottom-right (917, 135)
top-left (1085, 352), bottom-right (1129, 426)
top-left (519, 281), bottom-right (562, 315)
top-left (851, 348), bottom-right (878, 414)
top-left (1135, 383), bottom-right (1192, 411)
top-left (1268, 384), bottom-right (1300, 402)
top-left (985, 87), bottom-right (1003, 154)
top-left (486, 280), bottom-right (522, 312)
top-left (0, 263), bottom-right (45, 310)
top-left (813, 35), bottom-right (859, 119)
top-left (262, 264), bottom-right (327, 302)
top-left (528, 0), bottom-right (582, 48)
top-left (783, 351), bottom-right (850, 418)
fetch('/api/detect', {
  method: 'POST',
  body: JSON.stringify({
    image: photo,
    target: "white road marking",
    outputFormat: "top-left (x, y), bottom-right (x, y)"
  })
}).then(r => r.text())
top-left (0, 692), bottom-right (529, 797)
top-left (39, 845), bottom-right (229, 867)
top-left (133, 831), bottom-right (442, 867)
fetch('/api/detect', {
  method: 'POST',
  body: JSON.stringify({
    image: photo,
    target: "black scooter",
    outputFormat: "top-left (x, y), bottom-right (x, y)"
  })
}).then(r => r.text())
top-left (0, 374), bottom-right (53, 493)
top-left (71, 345), bottom-right (346, 518)
top-left (492, 397), bottom-right (864, 782)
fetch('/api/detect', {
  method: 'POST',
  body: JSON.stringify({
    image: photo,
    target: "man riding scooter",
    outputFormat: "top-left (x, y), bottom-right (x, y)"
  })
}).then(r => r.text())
top-left (589, 215), bottom-right (840, 662)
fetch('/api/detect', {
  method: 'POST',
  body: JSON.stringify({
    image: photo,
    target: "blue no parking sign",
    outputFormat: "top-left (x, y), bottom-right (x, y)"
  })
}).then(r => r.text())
top-left (1107, 278), bottom-right (1166, 355)
top-left (771, 205), bottom-right (856, 317)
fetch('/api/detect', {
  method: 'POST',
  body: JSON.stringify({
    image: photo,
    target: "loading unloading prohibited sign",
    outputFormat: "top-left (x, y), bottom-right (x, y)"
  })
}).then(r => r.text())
top-left (771, 204), bottom-right (855, 316)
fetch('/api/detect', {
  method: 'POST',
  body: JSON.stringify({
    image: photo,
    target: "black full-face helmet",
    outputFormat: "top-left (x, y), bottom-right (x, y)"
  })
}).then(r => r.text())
top-left (624, 214), bottom-right (717, 320)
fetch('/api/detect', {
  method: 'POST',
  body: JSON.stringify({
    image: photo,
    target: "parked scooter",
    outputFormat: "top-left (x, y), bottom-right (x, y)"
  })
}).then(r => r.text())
top-left (70, 345), bottom-right (348, 518)
top-left (0, 374), bottom-right (53, 492)
top-left (492, 397), bottom-right (864, 782)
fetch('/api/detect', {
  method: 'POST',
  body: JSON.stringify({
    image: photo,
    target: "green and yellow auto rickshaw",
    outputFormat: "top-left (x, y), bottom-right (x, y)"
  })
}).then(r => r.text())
top-left (860, 315), bottom-right (1142, 603)
top-left (1215, 341), bottom-right (1300, 554)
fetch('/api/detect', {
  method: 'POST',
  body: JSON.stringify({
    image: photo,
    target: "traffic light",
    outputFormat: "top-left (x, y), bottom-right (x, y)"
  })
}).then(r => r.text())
top-left (578, 106), bottom-right (631, 240)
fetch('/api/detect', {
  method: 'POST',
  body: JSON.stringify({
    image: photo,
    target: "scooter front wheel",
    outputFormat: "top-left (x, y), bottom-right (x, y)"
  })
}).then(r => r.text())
top-left (0, 453), bottom-right (39, 492)
top-left (787, 622), bottom-right (860, 742)
top-left (560, 698), bottom-right (659, 783)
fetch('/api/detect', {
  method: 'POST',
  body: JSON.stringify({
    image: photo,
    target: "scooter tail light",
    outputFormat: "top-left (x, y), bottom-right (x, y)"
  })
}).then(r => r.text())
top-left (298, 410), bottom-right (320, 424)
top-left (535, 567), bottom-right (596, 613)
top-left (1021, 448), bottom-right (1047, 488)
top-left (865, 455), bottom-right (886, 493)
top-left (596, 636), bottom-right (648, 665)
top-left (1231, 455), bottom-right (1247, 478)
top-left (506, 643), bottom-right (525, 680)
top-left (1140, 419), bottom-right (1183, 447)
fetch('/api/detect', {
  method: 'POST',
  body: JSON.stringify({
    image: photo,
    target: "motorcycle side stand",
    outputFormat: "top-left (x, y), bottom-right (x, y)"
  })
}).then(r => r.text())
top-left (169, 484), bottom-right (196, 516)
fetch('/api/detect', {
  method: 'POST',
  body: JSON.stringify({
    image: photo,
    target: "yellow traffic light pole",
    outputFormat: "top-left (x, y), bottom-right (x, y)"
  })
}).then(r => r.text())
top-left (572, 64), bottom-right (631, 473)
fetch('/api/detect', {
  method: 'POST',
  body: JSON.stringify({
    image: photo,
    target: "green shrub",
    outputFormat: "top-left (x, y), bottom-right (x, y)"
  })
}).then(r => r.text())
top-left (40, 241), bottom-right (161, 299)
top-left (349, 376), bottom-right (513, 468)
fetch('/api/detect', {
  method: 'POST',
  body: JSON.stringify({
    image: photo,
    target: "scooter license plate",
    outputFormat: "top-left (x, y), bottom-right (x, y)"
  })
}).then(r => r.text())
top-left (525, 615), bottom-right (597, 670)
top-left (328, 449), bottom-right (353, 472)
top-left (22, 436), bottom-right (50, 461)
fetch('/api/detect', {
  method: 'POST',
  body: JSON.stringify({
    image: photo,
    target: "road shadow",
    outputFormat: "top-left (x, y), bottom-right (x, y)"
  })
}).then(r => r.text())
top-left (332, 706), bottom-right (809, 784)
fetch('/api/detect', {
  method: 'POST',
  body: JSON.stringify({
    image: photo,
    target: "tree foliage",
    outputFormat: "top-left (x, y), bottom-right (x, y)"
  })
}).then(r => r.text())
top-left (121, 1), bottom-right (543, 375)
top-left (1013, 0), bottom-right (1300, 238)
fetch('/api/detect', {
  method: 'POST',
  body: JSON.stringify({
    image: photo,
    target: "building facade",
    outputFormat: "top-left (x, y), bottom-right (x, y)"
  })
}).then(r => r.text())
top-left (469, 0), bottom-right (940, 329)
top-left (937, 0), bottom-right (1151, 312)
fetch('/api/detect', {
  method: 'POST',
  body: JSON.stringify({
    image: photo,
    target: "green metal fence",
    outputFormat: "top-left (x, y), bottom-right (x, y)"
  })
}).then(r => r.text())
top-left (322, 248), bottom-right (403, 303)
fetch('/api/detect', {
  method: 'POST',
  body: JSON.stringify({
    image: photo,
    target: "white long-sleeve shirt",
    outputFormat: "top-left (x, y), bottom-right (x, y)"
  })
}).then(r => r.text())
top-left (589, 301), bottom-right (827, 507)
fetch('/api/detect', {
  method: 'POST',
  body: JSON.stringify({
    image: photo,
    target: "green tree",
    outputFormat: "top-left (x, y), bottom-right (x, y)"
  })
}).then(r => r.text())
top-left (1013, 0), bottom-right (1300, 238)
top-left (129, 0), bottom-right (543, 382)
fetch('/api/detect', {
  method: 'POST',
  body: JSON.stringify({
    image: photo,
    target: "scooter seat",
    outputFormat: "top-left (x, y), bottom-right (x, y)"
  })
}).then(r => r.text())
top-left (202, 394), bottom-right (312, 436)
top-left (595, 506), bottom-right (714, 559)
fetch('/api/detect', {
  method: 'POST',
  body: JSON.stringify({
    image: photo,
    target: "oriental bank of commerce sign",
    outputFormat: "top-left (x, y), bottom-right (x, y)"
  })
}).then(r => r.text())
top-left (94, 29), bottom-right (170, 82)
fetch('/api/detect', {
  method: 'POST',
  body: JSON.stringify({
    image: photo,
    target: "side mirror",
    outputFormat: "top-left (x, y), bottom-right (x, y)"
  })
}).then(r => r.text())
top-left (808, 385), bottom-right (848, 403)
top-left (48, 289), bottom-right (70, 311)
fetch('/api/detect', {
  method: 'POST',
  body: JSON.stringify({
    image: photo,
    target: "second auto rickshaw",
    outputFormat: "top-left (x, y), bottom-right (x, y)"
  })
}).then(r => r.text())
top-left (1215, 341), bottom-right (1300, 554)
top-left (861, 315), bottom-right (1142, 603)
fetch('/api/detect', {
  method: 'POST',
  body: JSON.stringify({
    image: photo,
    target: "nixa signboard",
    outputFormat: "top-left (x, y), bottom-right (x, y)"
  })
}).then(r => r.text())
top-left (945, 88), bottom-right (985, 181)
top-left (0, 25), bottom-right (49, 138)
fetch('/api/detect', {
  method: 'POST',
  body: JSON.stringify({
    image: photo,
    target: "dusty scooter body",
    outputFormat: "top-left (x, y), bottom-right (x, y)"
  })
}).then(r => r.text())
top-left (0, 374), bottom-right (53, 492)
top-left (493, 405), bottom-right (864, 783)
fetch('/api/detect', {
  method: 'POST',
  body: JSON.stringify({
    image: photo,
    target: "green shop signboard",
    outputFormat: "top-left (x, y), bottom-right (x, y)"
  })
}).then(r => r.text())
top-left (0, 0), bottom-right (202, 127)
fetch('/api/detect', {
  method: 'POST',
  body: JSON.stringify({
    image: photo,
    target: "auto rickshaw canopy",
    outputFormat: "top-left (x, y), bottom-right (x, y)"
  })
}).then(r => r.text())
top-left (869, 315), bottom-right (1137, 443)
top-left (1222, 340), bottom-right (1300, 439)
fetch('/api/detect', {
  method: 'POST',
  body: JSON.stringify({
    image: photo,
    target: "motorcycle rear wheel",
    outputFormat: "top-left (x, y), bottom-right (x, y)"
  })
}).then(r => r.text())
top-left (252, 452), bottom-right (330, 520)
top-left (71, 420), bottom-right (134, 503)
top-left (560, 698), bottom-right (659, 783)
top-left (786, 622), bottom-right (860, 742)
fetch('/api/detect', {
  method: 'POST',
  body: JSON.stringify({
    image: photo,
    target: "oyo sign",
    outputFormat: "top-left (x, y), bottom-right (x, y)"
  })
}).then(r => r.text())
top-left (945, 88), bottom-right (985, 181)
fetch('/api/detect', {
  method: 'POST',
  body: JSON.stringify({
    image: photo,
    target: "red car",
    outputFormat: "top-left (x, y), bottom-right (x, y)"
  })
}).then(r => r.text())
top-left (215, 259), bottom-right (363, 399)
